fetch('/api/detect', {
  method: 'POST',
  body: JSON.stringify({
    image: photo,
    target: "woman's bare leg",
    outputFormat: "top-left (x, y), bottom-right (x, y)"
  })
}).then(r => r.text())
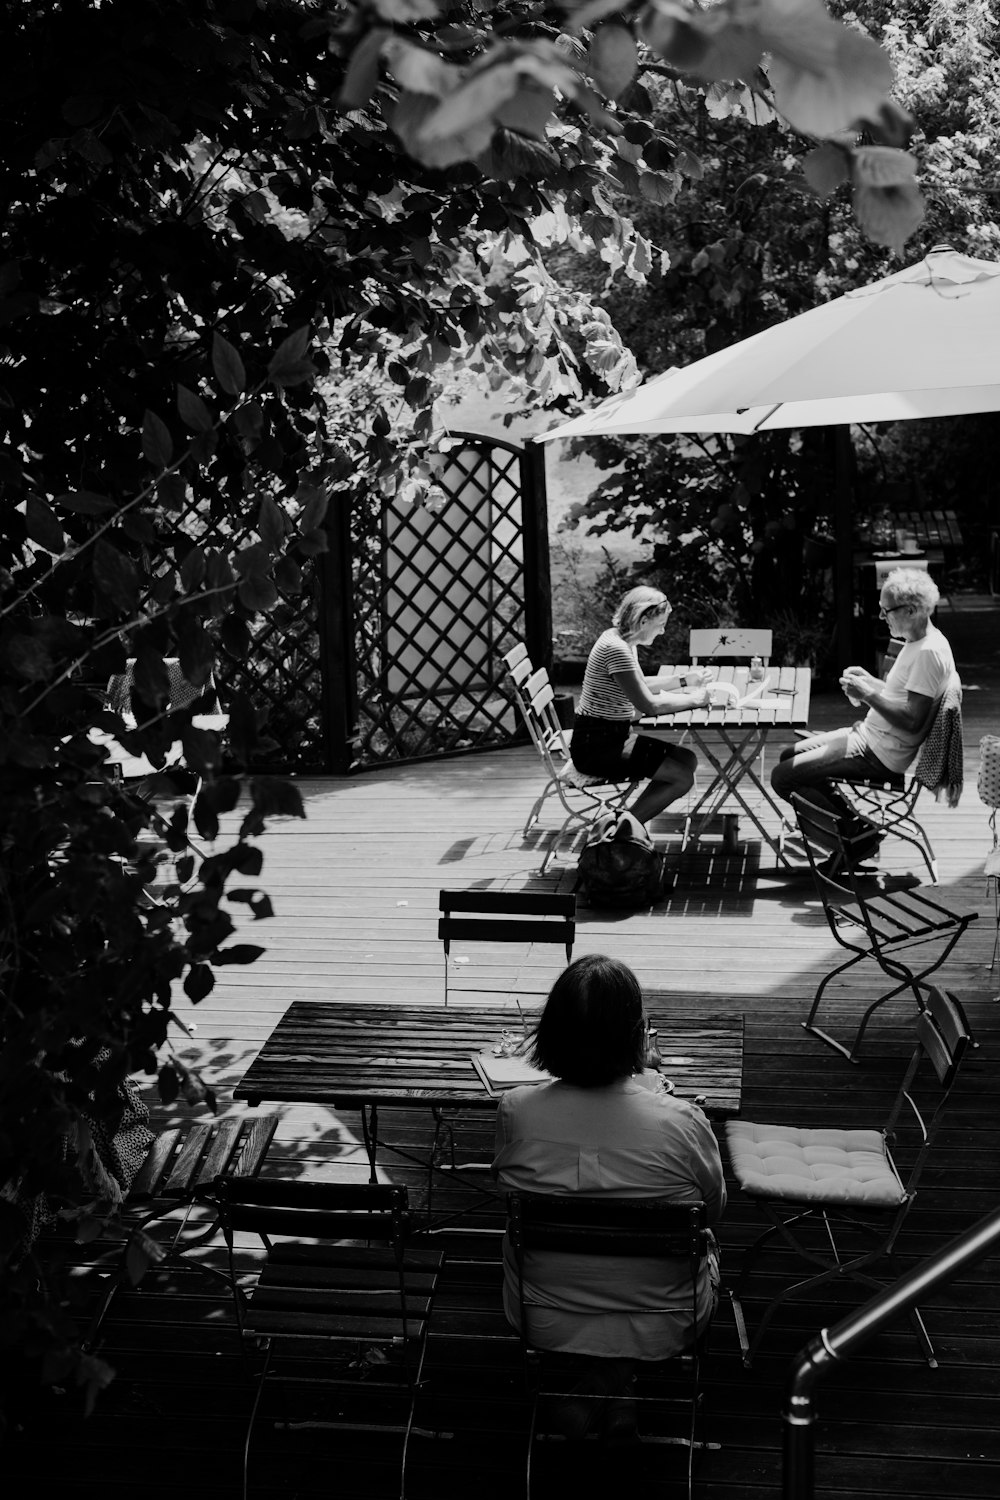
top-left (630, 749), bottom-right (696, 825)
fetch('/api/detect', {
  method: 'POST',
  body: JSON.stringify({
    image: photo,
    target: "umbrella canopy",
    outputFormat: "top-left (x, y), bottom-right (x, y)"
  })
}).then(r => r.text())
top-left (538, 249), bottom-right (1000, 439)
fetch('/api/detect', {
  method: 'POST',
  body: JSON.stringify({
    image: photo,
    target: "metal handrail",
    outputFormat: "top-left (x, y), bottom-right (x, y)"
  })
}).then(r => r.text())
top-left (782, 1204), bottom-right (1000, 1500)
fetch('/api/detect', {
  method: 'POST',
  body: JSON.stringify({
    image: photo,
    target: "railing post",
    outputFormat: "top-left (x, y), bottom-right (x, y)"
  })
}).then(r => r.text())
top-left (782, 1334), bottom-right (837, 1500)
top-left (782, 1206), bottom-right (1000, 1499)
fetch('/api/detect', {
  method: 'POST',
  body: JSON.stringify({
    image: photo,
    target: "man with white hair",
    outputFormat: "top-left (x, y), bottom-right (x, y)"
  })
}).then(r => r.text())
top-left (771, 568), bottom-right (957, 865)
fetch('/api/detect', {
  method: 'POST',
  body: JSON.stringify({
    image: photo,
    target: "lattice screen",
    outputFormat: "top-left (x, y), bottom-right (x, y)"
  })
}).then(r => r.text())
top-left (150, 489), bottom-right (327, 773)
top-left (146, 434), bottom-right (542, 772)
top-left (350, 437), bottom-right (533, 767)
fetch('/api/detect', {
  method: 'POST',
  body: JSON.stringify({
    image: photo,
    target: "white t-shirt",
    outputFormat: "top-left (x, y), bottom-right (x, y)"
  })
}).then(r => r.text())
top-left (858, 623), bottom-right (956, 773)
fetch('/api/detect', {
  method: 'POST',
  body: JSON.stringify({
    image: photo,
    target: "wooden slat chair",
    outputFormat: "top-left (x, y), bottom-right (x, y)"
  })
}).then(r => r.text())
top-left (502, 645), bottom-right (562, 835)
top-left (506, 1193), bottom-right (712, 1500)
top-left (216, 1180), bottom-right (443, 1500)
top-left (503, 645), bottom-right (639, 846)
top-left (438, 889), bottom-right (575, 1007)
top-left (510, 665), bottom-right (639, 873)
top-left (83, 1112), bottom-right (280, 1349)
top-left (724, 986), bottom-right (972, 1369)
top-left (792, 793), bottom-right (977, 1062)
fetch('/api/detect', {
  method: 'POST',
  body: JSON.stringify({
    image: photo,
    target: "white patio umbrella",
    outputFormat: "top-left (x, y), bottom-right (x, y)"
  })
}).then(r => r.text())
top-left (537, 248), bottom-right (1000, 439)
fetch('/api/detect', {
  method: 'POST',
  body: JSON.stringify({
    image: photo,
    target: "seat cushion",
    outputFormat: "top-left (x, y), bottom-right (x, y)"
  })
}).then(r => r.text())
top-left (725, 1121), bottom-right (905, 1208)
top-left (559, 761), bottom-right (617, 790)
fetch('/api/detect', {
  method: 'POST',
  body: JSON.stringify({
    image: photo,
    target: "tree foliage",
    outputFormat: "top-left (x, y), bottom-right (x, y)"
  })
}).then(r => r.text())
top-left (1, 0), bottom-right (911, 1413)
top-left (551, 0), bottom-right (999, 648)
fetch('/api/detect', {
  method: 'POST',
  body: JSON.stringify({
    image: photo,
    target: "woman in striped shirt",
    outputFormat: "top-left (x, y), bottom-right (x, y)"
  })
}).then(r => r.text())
top-left (571, 587), bottom-right (714, 827)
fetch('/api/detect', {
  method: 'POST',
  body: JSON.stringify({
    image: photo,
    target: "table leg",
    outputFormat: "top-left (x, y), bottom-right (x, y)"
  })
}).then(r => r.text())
top-left (684, 726), bottom-right (794, 866)
top-left (360, 1103), bottom-right (379, 1184)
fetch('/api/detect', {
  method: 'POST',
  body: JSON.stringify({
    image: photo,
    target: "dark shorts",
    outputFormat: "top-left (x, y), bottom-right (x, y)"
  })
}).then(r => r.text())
top-left (570, 714), bottom-right (681, 780)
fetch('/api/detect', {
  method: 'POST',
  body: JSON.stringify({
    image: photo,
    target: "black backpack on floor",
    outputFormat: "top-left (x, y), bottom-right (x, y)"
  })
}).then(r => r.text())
top-left (576, 813), bottom-right (664, 909)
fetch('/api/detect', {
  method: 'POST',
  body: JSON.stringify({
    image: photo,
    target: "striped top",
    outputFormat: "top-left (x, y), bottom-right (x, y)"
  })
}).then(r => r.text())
top-left (578, 629), bottom-right (640, 720)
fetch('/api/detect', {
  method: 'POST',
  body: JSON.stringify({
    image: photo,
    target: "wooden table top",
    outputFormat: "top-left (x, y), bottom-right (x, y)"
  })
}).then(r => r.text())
top-left (233, 999), bottom-right (745, 1119)
top-left (639, 664), bottom-right (811, 730)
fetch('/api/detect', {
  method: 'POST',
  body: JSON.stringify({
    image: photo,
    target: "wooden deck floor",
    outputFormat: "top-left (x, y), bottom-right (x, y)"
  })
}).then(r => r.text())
top-left (11, 596), bottom-right (1000, 1499)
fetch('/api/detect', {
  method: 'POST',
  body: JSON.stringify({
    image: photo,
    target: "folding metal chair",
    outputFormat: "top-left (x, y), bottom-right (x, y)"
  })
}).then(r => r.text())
top-left (217, 1180), bottom-right (443, 1500)
top-left (828, 648), bottom-right (962, 884)
top-left (507, 664), bottom-right (638, 873)
top-left (725, 985), bottom-right (973, 1368)
top-left (438, 888), bottom-right (575, 1006)
top-left (792, 793), bottom-right (977, 1062)
top-left (506, 1192), bottom-right (712, 1500)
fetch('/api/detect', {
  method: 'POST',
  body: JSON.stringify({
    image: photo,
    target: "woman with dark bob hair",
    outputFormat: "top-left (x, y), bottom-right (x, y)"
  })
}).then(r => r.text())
top-left (571, 586), bottom-right (715, 828)
top-left (492, 954), bottom-right (725, 1441)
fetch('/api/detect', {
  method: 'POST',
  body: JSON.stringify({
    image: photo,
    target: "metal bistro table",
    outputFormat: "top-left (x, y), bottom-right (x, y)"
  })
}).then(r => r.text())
top-left (234, 1000), bottom-right (744, 1224)
top-left (639, 663), bottom-right (811, 866)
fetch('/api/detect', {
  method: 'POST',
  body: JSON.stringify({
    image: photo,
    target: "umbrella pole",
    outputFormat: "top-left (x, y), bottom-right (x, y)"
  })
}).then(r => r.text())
top-left (832, 425), bottom-right (855, 674)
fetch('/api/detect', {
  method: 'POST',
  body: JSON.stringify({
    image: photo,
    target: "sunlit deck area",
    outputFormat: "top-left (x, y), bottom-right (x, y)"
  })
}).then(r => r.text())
top-left (14, 597), bottom-right (1000, 1500)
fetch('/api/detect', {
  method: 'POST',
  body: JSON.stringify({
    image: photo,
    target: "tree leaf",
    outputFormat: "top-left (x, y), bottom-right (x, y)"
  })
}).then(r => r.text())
top-left (273, 555), bottom-right (302, 594)
top-left (851, 146), bottom-right (918, 189)
top-left (852, 180), bottom-right (925, 254)
top-left (676, 147), bottom-right (703, 180)
top-left (638, 170), bottom-right (679, 206)
top-left (157, 473), bottom-right (187, 512)
top-left (238, 575), bottom-right (279, 612)
top-left (339, 27), bottom-right (392, 108)
top-left (767, 23), bottom-right (894, 137)
top-left (267, 327), bottom-right (311, 382)
top-left (1, 634), bottom-right (52, 681)
top-left (212, 333), bottom-right (246, 397)
top-left (494, 82), bottom-right (556, 141)
top-left (588, 25), bottom-right (638, 100)
top-left (177, 384), bottom-right (213, 432)
top-left (257, 494), bottom-right (285, 552)
top-left (141, 410), bottom-right (173, 469)
top-left (25, 494), bottom-right (65, 554)
top-left (299, 487), bottom-right (328, 531)
top-left (802, 141), bottom-right (851, 197)
top-left (55, 490), bottom-right (114, 514)
top-left (179, 545), bottom-right (206, 592)
top-left (92, 539), bottom-right (140, 613)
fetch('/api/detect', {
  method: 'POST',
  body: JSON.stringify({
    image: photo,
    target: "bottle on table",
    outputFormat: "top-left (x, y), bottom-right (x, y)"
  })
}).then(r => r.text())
top-left (645, 1025), bottom-right (662, 1071)
top-left (749, 656), bottom-right (766, 683)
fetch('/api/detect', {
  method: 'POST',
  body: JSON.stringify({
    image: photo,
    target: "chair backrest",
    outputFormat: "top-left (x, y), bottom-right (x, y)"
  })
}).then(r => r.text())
top-left (791, 793), bottom-right (863, 910)
top-left (215, 1178), bottom-right (411, 1245)
top-left (506, 1192), bottom-right (708, 1348)
top-left (689, 628), bottom-right (772, 665)
top-left (885, 986), bottom-right (972, 1191)
top-left (502, 642), bottom-right (532, 677)
top-left (521, 667), bottom-right (572, 763)
top-left (439, 889), bottom-right (575, 1002)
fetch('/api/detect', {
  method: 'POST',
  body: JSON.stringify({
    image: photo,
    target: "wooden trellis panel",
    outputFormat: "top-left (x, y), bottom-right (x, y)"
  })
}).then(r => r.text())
top-left (340, 433), bottom-right (550, 771)
top-left (137, 488), bottom-right (327, 774)
top-left (132, 434), bottom-right (547, 773)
